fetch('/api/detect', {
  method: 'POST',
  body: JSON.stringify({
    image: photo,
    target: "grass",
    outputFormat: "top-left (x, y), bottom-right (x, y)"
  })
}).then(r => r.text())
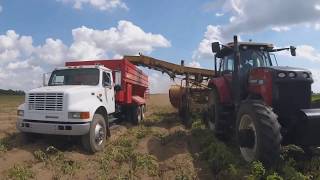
top-left (312, 94), bottom-right (320, 102)
top-left (7, 164), bottom-right (34, 180)
top-left (98, 134), bottom-right (160, 179)
top-left (33, 146), bottom-right (81, 177)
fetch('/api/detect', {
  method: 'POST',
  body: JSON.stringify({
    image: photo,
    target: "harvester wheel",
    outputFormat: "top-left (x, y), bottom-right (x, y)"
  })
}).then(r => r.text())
top-left (180, 95), bottom-right (192, 128)
top-left (236, 100), bottom-right (282, 166)
top-left (82, 113), bottom-right (107, 153)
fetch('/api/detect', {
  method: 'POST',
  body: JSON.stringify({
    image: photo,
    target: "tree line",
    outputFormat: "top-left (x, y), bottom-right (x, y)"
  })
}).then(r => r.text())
top-left (0, 89), bottom-right (25, 95)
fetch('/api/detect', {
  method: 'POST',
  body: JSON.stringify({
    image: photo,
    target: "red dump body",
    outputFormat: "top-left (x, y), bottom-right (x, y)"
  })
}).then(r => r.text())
top-left (65, 59), bottom-right (148, 105)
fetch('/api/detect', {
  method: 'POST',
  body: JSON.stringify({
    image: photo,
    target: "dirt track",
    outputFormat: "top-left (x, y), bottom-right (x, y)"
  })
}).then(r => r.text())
top-left (0, 94), bottom-right (214, 179)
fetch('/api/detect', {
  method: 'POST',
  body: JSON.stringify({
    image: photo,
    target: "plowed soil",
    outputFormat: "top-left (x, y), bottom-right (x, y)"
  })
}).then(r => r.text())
top-left (0, 94), bottom-right (214, 179)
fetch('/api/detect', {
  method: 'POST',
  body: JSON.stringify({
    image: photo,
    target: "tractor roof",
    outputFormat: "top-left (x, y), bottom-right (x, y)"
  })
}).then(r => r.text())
top-left (216, 42), bottom-right (274, 58)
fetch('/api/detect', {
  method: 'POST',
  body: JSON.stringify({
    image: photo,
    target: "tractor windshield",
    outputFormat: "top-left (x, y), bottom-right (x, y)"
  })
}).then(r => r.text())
top-left (240, 49), bottom-right (272, 68)
top-left (48, 68), bottom-right (100, 86)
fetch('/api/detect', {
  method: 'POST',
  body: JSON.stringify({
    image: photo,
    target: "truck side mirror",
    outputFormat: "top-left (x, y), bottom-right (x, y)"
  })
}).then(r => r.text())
top-left (290, 46), bottom-right (296, 56)
top-left (114, 84), bottom-right (122, 91)
top-left (212, 42), bottom-right (221, 53)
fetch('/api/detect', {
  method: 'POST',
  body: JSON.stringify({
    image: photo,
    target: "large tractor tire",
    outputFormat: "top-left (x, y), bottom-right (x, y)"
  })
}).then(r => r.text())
top-left (206, 88), bottom-right (227, 139)
top-left (82, 114), bottom-right (107, 153)
top-left (236, 100), bottom-right (282, 166)
top-left (179, 95), bottom-right (192, 128)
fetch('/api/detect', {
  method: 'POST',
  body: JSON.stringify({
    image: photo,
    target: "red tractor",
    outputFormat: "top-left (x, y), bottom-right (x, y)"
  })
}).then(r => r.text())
top-left (206, 36), bottom-right (319, 165)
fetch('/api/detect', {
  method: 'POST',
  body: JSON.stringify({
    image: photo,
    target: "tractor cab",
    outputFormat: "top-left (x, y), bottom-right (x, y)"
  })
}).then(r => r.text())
top-left (206, 36), bottom-right (320, 166)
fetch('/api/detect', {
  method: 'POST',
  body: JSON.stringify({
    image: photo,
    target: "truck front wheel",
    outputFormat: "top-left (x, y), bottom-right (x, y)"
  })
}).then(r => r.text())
top-left (82, 114), bottom-right (107, 153)
top-left (236, 100), bottom-right (282, 166)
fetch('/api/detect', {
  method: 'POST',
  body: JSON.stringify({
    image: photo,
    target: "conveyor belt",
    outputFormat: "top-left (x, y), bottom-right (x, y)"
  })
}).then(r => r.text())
top-left (124, 55), bottom-right (215, 79)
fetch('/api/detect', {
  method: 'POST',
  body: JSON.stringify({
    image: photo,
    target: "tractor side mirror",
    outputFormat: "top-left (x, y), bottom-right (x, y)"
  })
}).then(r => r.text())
top-left (290, 46), bottom-right (296, 56)
top-left (212, 42), bottom-right (221, 53)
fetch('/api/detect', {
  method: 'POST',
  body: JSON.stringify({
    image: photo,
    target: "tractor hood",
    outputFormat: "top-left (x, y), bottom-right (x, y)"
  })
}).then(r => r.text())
top-left (268, 66), bottom-right (310, 73)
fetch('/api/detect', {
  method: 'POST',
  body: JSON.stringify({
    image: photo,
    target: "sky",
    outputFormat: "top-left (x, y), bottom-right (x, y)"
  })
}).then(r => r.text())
top-left (1, 0), bottom-right (320, 93)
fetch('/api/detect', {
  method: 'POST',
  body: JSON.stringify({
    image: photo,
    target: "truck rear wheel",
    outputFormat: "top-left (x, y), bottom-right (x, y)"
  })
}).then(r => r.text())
top-left (131, 105), bottom-right (142, 125)
top-left (141, 105), bottom-right (146, 120)
top-left (236, 100), bottom-right (282, 166)
top-left (82, 114), bottom-right (107, 153)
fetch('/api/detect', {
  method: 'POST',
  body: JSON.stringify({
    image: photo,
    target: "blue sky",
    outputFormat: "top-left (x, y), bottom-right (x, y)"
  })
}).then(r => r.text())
top-left (1, 0), bottom-right (320, 93)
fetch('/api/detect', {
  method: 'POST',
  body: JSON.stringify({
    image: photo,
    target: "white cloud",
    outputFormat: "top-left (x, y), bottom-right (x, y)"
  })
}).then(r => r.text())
top-left (69, 21), bottom-right (171, 59)
top-left (0, 20), bottom-right (171, 92)
top-left (58, 0), bottom-right (128, 11)
top-left (187, 61), bottom-right (201, 68)
top-left (296, 45), bottom-right (320, 62)
top-left (271, 26), bottom-right (291, 32)
top-left (195, 0), bottom-right (320, 61)
top-left (220, 0), bottom-right (320, 35)
top-left (192, 25), bottom-right (224, 60)
top-left (215, 13), bottom-right (224, 17)
top-left (148, 72), bottom-right (175, 94)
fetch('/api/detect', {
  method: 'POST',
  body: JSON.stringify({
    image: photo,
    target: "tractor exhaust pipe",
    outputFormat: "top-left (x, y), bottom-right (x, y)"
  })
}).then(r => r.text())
top-left (233, 35), bottom-right (241, 107)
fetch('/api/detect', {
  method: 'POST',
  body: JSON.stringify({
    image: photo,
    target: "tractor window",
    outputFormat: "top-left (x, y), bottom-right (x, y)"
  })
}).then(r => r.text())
top-left (222, 55), bottom-right (234, 73)
top-left (240, 49), bottom-right (271, 68)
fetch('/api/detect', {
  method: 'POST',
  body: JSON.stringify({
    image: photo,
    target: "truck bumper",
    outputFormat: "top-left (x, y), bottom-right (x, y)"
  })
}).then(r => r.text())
top-left (16, 119), bottom-right (90, 136)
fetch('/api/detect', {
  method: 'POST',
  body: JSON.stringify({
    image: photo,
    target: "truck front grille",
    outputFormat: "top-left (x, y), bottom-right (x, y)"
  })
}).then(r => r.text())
top-left (28, 93), bottom-right (63, 111)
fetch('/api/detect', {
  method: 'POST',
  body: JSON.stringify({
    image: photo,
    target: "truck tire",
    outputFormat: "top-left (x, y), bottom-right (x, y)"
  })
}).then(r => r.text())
top-left (141, 105), bottom-right (145, 120)
top-left (236, 100), bottom-right (282, 166)
top-left (131, 105), bottom-right (142, 125)
top-left (81, 114), bottom-right (107, 153)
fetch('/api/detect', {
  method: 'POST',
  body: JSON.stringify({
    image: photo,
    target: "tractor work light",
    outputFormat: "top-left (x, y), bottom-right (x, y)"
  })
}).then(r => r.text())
top-left (277, 72), bottom-right (286, 78)
top-left (288, 72), bottom-right (296, 78)
top-left (302, 72), bottom-right (311, 78)
top-left (68, 112), bottom-right (90, 119)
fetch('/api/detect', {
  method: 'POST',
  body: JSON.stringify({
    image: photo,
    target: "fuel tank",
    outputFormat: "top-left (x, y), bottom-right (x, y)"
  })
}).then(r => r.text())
top-left (294, 108), bottom-right (320, 146)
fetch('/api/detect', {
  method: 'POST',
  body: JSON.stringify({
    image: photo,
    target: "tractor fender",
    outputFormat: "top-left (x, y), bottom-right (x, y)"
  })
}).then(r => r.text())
top-left (208, 77), bottom-right (232, 104)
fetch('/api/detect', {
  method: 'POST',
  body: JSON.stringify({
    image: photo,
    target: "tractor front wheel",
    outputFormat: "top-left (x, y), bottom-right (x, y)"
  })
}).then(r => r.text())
top-left (236, 100), bottom-right (282, 166)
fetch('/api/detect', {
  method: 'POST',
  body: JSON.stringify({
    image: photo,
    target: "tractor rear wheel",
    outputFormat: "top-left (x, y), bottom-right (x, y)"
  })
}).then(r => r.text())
top-left (236, 100), bottom-right (282, 166)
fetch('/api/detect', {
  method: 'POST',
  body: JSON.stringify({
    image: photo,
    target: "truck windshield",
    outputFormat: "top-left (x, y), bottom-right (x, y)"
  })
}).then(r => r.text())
top-left (48, 68), bottom-right (99, 86)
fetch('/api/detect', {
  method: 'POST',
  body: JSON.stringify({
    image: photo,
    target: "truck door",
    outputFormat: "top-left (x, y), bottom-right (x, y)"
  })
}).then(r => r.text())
top-left (102, 71), bottom-right (115, 113)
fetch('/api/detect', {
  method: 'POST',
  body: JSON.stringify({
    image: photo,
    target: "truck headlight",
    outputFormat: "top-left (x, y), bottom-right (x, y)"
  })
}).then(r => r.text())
top-left (68, 112), bottom-right (90, 119)
top-left (17, 110), bottom-right (24, 116)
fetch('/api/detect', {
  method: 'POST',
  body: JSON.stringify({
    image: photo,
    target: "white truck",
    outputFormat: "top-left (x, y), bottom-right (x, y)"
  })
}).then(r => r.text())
top-left (17, 59), bottom-right (148, 152)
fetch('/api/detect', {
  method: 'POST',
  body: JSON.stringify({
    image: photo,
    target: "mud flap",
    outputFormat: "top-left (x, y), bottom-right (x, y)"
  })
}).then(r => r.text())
top-left (295, 109), bottom-right (320, 146)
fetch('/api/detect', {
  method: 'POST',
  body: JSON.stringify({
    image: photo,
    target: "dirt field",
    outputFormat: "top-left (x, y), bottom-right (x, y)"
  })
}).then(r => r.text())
top-left (0, 94), bottom-right (214, 179)
top-left (2, 95), bottom-right (320, 180)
